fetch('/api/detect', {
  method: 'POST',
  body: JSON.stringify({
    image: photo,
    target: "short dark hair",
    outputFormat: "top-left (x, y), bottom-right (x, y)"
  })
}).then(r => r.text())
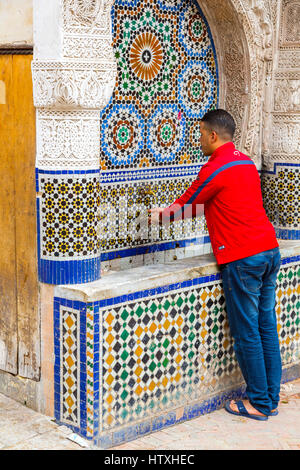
top-left (201, 109), bottom-right (236, 139)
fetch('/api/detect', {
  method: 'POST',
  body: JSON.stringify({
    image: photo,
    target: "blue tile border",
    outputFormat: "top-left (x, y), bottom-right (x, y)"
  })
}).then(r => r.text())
top-left (275, 228), bottom-right (300, 241)
top-left (37, 168), bottom-right (100, 176)
top-left (53, 298), bottom-right (91, 438)
top-left (92, 303), bottom-right (100, 439)
top-left (97, 254), bottom-right (298, 307)
top-left (100, 164), bottom-right (203, 184)
top-left (101, 236), bottom-right (211, 262)
top-left (53, 298), bottom-right (61, 425)
top-left (39, 257), bottom-right (101, 285)
top-left (281, 255), bottom-right (300, 265)
top-left (262, 161), bottom-right (300, 176)
top-left (36, 198), bottom-right (42, 281)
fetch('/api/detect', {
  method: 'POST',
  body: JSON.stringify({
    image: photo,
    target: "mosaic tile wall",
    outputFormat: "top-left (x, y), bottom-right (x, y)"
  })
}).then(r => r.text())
top-left (99, 0), bottom-right (219, 261)
top-left (262, 163), bottom-right (300, 240)
top-left (35, 0), bottom-right (218, 283)
top-left (36, 169), bottom-right (101, 284)
top-left (99, 173), bottom-right (207, 255)
top-left (54, 255), bottom-right (300, 446)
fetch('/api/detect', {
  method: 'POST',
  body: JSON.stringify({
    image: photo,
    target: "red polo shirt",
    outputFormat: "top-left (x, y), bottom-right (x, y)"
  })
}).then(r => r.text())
top-left (161, 142), bottom-right (278, 264)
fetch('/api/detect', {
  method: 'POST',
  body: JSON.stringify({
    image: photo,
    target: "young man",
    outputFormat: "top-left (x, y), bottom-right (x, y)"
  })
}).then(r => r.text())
top-left (149, 109), bottom-right (282, 420)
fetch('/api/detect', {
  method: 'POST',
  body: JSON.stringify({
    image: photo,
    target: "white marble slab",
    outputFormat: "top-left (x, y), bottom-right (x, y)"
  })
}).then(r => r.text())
top-left (54, 241), bottom-right (300, 303)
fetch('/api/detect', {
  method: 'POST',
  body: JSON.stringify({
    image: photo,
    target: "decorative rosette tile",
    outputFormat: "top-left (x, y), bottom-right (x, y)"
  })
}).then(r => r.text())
top-left (178, 4), bottom-right (212, 57)
top-left (178, 61), bottom-right (217, 118)
top-left (147, 105), bottom-right (186, 162)
top-left (130, 31), bottom-right (164, 82)
top-left (101, 105), bottom-right (145, 166)
top-left (112, 6), bottom-right (179, 114)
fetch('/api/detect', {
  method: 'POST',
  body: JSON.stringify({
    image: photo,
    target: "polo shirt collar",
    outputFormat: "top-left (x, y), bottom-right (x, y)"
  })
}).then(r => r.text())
top-left (208, 142), bottom-right (235, 161)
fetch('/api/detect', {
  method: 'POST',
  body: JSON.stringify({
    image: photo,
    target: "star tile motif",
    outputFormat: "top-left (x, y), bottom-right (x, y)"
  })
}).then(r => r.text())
top-left (101, 281), bottom-right (237, 430)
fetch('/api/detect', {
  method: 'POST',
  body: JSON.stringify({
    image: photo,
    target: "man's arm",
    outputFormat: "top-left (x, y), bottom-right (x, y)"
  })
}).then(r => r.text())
top-left (149, 164), bottom-right (220, 224)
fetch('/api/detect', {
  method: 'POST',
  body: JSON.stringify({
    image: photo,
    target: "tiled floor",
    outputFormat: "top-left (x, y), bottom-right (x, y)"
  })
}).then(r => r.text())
top-left (1, 378), bottom-right (300, 450)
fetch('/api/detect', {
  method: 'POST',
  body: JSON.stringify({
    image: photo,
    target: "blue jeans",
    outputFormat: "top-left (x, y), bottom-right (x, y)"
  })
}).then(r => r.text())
top-left (221, 247), bottom-right (282, 416)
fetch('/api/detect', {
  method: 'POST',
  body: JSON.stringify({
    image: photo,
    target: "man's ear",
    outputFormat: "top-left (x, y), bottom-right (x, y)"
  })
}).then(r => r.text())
top-left (211, 131), bottom-right (218, 143)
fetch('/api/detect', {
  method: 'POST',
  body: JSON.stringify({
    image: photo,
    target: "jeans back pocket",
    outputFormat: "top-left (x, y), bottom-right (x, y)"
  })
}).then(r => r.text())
top-left (237, 264), bottom-right (267, 293)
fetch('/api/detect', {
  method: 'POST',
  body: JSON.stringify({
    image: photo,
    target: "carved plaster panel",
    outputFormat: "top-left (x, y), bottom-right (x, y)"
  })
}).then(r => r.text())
top-left (274, 72), bottom-right (300, 112)
top-left (198, 0), bottom-right (249, 154)
top-left (32, 0), bottom-right (117, 111)
top-left (62, 0), bottom-right (115, 59)
top-left (280, 0), bottom-right (300, 47)
top-left (36, 110), bottom-right (101, 170)
top-left (267, 0), bottom-right (280, 26)
top-left (268, 0), bottom-right (300, 170)
top-left (269, 114), bottom-right (300, 163)
top-left (245, 0), bottom-right (273, 50)
top-left (63, 0), bottom-right (114, 34)
top-left (62, 35), bottom-right (115, 59)
top-left (278, 50), bottom-right (300, 69)
top-left (32, 61), bottom-right (117, 110)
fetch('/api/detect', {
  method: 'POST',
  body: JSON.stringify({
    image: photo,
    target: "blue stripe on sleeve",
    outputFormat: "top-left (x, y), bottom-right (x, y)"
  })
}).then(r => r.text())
top-left (170, 160), bottom-right (255, 221)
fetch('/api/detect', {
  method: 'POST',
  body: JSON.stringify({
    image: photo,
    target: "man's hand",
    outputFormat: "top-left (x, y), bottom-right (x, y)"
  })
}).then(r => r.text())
top-left (148, 207), bottom-right (165, 225)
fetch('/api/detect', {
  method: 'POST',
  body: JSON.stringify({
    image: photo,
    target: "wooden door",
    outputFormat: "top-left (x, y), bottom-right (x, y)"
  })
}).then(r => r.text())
top-left (0, 54), bottom-right (40, 380)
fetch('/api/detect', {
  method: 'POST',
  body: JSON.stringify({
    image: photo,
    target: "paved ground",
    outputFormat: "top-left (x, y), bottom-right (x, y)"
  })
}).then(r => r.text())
top-left (0, 378), bottom-right (300, 450)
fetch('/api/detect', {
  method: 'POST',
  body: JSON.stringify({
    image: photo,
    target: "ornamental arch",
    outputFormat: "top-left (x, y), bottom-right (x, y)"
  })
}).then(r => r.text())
top-left (199, 0), bottom-right (257, 157)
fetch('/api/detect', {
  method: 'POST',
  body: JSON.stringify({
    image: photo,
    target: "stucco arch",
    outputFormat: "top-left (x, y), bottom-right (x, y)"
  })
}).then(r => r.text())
top-left (197, 0), bottom-right (273, 164)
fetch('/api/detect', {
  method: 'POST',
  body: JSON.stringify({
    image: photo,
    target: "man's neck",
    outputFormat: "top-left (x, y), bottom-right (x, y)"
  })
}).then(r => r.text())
top-left (212, 140), bottom-right (232, 154)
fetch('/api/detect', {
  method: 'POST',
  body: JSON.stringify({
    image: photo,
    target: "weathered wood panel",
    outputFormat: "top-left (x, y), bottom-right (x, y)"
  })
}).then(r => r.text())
top-left (12, 55), bottom-right (39, 380)
top-left (0, 55), bottom-right (18, 374)
top-left (0, 54), bottom-right (39, 379)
